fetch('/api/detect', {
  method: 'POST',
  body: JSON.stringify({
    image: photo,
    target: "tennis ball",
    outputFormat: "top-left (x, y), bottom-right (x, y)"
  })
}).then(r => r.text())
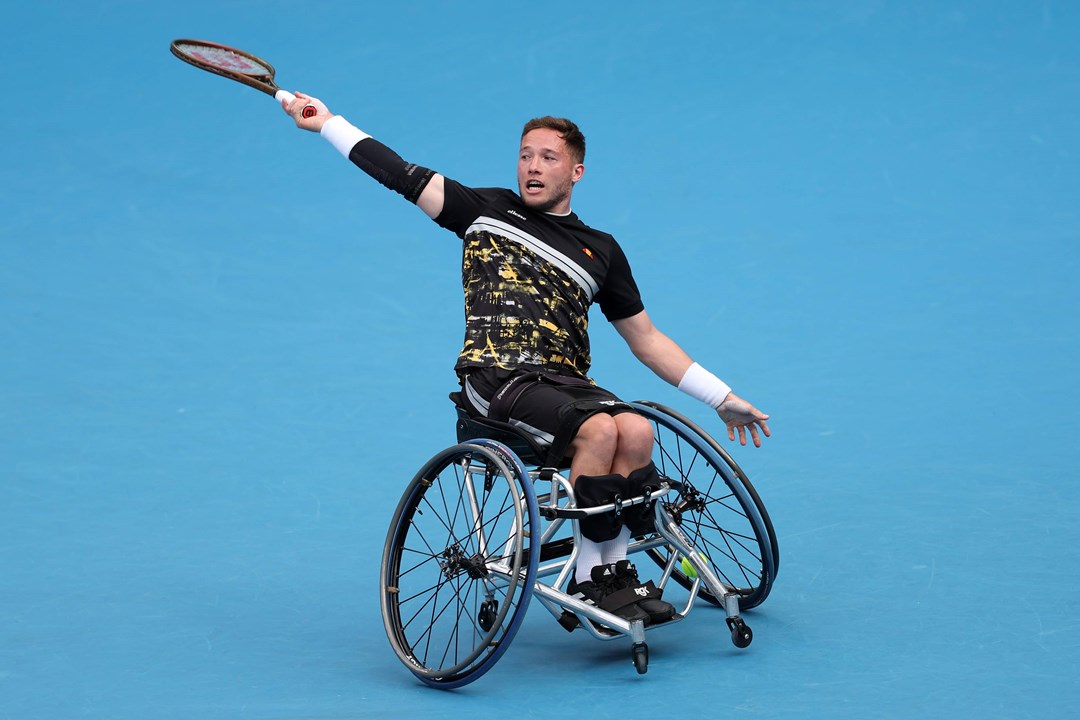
top-left (680, 556), bottom-right (707, 579)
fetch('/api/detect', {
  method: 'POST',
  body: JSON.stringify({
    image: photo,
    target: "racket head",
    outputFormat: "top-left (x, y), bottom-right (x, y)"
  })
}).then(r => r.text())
top-left (170, 39), bottom-right (280, 97)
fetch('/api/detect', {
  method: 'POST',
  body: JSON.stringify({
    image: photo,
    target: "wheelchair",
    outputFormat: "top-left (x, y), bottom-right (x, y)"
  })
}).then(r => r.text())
top-left (379, 399), bottom-right (778, 689)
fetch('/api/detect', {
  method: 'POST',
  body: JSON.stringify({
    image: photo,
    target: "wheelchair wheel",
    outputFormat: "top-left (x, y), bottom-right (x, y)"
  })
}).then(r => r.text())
top-left (380, 441), bottom-right (539, 689)
top-left (632, 402), bottom-right (778, 610)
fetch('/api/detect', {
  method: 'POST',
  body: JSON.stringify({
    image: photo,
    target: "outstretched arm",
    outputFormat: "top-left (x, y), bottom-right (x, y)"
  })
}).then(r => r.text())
top-left (280, 92), bottom-right (446, 219)
top-left (613, 310), bottom-right (771, 447)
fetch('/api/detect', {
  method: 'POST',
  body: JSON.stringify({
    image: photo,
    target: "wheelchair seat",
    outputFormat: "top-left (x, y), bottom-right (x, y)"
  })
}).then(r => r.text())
top-left (450, 392), bottom-right (571, 469)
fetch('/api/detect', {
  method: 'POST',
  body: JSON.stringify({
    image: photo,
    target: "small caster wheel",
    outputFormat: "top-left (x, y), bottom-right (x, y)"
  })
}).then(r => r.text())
top-left (478, 598), bottom-right (499, 632)
top-left (727, 617), bottom-right (753, 648)
top-left (631, 642), bottom-right (649, 674)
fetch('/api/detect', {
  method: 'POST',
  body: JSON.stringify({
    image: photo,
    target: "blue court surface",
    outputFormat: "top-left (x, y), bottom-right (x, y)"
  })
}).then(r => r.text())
top-left (3, 2), bottom-right (1078, 718)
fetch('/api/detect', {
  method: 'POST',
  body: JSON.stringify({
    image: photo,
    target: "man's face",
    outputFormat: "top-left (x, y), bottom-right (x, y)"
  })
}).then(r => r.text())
top-left (517, 128), bottom-right (585, 214)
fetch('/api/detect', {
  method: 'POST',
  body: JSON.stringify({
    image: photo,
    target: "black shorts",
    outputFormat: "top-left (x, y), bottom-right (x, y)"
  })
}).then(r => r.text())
top-left (459, 367), bottom-right (637, 462)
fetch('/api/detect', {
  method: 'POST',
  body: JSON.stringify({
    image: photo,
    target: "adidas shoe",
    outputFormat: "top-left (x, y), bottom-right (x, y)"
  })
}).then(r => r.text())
top-left (567, 564), bottom-right (650, 625)
top-left (612, 560), bottom-right (677, 624)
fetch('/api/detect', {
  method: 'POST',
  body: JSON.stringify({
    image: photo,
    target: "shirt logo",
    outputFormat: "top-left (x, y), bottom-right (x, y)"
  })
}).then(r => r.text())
top-left (582, 247), bottom-right (595, 260)
top-left (507, 209), bottom-right (527, 221)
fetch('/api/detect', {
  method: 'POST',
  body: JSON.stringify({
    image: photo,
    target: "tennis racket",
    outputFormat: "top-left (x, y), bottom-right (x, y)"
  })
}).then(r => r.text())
top-left (170, 39), bottom-right (316, 118)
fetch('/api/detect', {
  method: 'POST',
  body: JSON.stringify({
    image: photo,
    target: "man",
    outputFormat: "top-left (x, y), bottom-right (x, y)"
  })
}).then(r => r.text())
top-left (282, 93), bottom-right (771, 626)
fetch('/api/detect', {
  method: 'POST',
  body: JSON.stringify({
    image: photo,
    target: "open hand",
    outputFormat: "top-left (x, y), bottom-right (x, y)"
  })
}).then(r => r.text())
top-left (717, 392), bottom-right (771, 448)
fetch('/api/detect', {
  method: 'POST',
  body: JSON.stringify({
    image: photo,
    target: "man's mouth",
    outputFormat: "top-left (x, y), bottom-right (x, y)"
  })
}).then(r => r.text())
top-left (526, 180), bottom-right (545, 191)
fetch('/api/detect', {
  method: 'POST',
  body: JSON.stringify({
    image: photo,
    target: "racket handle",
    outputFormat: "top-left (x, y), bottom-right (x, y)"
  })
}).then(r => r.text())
top-left (274, 90), bottom-right (316, 118)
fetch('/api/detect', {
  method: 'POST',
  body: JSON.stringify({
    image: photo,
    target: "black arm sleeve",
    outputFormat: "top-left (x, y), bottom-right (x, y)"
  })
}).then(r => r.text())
top-left (348, 138), bottom-right (436, 204)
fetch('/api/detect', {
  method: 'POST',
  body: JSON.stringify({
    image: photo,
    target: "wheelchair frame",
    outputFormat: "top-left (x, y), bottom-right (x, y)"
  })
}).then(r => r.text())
top-left (379, 401), bottom-right (778, 689)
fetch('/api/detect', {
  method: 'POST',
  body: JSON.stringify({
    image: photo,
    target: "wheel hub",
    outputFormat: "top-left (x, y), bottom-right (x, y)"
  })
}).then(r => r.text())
top-left (440, 545), bottom-right (489, 580)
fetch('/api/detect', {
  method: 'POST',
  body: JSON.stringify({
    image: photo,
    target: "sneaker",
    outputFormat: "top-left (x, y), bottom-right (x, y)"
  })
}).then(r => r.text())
top-left (566, 575), bottom-right (606, 606)
top-left (612, 560), bottom-right (677, 624)
top-left (568, 565), bottom-right (651, 625)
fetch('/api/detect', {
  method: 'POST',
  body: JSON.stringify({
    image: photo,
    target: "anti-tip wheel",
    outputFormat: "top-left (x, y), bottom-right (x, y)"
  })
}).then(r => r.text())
top-left (727, 617), bottom-right (753, 648)
top-left (632, 642), bottom-right (649, 674)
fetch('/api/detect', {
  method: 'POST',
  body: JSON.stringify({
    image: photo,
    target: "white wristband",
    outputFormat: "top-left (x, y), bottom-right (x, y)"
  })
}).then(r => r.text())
top-left (320, 115), bottom-right (371, 158)
top-left (677, 362), bottom-right (732, 409)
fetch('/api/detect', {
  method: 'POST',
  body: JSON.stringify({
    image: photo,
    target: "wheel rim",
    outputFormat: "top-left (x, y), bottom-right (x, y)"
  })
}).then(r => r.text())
top-left (633, 403), bottom-right (776, 610)
top-left (381, 444), bottom-right (537, 687)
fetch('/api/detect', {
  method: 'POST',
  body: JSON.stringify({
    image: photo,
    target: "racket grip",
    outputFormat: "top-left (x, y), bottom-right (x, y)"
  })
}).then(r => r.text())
top-left (274, 90), bottom-right (317, 118)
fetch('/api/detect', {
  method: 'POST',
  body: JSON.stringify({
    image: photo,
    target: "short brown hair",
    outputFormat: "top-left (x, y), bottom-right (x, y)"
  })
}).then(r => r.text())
top-left (521, 116), bottom-right (586, 164)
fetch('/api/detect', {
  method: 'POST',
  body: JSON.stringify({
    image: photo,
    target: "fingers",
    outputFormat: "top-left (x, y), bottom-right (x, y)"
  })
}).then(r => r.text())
top-left (281, 94), bottom-right (299, 117)
top-left (759, 419), bottom-right (772, 438)
top-left (718, 393), bottom-right (772, 447)
top-left (725, 416), bottom-right (770, 447)
top-left (281, 92), bottom-right (328, 131)
top-left (731, 422), bottom-right (765, 447)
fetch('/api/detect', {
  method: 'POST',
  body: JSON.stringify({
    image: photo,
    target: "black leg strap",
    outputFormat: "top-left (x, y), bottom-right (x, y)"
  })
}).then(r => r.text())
top-left (623, 462), bottom-right (661, 536)
top-left (574, 461), bottom-right (663, 541)
top-left (574, 472), bottom-right (630, 542)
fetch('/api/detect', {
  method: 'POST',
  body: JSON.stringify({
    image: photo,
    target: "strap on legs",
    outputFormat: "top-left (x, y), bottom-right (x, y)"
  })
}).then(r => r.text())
top-left (573, 473), bottom-right (629, 542)
top-left (574, 461), bottom-right (662, 541)
top-left (623, 462), bottom-right (661, 536)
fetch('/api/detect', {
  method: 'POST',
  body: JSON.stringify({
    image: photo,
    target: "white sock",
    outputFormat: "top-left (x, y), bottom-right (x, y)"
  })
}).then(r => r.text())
top-left (601, 525), bottom-right (631, 565)
top-left (575, 537), bottom-right (605, 584)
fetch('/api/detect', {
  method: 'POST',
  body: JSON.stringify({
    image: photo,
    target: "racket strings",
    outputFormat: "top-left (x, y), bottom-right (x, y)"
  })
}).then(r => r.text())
top-left (175, 43), bottom-right (271, 76)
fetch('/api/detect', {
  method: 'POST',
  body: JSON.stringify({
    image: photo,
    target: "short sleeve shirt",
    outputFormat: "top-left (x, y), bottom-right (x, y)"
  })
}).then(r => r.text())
top-left (434, 179), bottom-right (643, 378)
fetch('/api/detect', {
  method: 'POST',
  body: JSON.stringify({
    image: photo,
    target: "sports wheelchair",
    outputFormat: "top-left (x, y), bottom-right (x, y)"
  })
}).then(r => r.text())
top-left (379, 400), bottom-right (778, 689)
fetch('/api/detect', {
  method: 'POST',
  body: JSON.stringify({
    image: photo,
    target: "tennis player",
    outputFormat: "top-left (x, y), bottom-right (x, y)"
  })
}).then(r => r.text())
top-left (282, 93), bottom-right (770, 624)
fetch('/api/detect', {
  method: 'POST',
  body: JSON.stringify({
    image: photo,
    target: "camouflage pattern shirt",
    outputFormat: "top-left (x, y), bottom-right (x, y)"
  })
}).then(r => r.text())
top-left (434, 179), bottom-right (644, 379)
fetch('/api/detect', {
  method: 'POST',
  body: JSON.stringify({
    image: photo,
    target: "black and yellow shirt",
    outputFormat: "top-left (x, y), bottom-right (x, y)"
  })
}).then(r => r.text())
top-left (434, 179), bottom-right (644, 379)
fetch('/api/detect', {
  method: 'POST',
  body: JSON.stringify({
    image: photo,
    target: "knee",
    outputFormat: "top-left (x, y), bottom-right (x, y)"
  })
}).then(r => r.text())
top-left (616, 413), bottom-right (654, 461)
top-left (571, 413), bottom-right (620, 456)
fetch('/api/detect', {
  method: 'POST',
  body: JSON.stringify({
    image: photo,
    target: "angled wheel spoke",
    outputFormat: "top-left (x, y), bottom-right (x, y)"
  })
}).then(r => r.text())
top-left (381, 443), bottom-right (538, 688)
top-left (636, 402), bottom-right (776, 610)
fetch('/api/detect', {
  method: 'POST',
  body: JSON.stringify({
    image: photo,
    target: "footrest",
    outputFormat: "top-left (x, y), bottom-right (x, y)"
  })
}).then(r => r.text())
top-left (557, 611), bottom-right (580, 633)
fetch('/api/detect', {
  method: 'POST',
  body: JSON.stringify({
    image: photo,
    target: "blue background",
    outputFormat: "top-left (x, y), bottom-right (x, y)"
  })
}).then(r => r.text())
top-left (2, 1), bottom-right (1078, 718)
